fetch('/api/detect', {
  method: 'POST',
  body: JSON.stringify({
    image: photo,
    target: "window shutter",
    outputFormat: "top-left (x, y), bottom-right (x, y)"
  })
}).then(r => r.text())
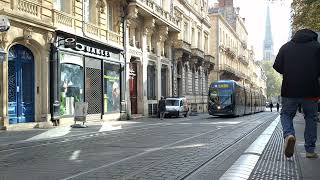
top-left (108, 4), bottom-right (113, 31)
top-left (84, 0), bottom-right (90, 23)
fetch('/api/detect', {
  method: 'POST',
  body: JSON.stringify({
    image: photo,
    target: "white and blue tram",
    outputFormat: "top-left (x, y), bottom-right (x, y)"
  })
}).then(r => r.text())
top-left (208, 80), bottom-right (266, 116)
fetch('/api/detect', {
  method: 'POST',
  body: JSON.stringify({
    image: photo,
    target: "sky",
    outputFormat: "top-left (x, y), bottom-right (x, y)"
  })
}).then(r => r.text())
top-left (208, 0), bottom-right (293, 60)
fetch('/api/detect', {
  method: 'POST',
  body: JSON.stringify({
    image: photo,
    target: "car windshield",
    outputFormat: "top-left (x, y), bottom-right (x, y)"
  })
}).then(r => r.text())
top-left (166, 100), bottom-right (180, 106)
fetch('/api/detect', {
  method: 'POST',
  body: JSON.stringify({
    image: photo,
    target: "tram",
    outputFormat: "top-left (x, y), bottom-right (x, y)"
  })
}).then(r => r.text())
top-left (208, 80), bottom-right (266, 116)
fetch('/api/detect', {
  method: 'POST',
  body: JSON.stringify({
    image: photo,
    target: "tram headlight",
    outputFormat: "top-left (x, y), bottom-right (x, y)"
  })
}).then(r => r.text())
top-left (217, 106), bottom-right (221, 110)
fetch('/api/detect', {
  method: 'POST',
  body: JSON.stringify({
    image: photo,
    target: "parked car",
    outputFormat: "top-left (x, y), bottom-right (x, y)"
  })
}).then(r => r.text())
top-left (165, 97), bottom-right (190, 117)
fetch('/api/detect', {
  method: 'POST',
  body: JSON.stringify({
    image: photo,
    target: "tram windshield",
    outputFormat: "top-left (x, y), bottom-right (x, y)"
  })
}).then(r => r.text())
top-left (209, 88), bottom-right (233, 106)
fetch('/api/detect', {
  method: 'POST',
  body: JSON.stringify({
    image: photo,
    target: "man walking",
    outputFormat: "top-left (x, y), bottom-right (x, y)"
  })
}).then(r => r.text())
top-left (273, 29), bottom-right (320, 158)
top-left (276, 102), bottom-right (280, 112)
top-left (158, 96), bottom-right (166, 120)
top-left (269, 102), bottom-right (274, 112)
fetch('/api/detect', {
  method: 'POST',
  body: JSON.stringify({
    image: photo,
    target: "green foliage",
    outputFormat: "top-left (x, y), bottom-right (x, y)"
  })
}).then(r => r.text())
top-left (291, 0), bottom-right (320, 32)
top-left (261, 61), bottom-right (282, 100)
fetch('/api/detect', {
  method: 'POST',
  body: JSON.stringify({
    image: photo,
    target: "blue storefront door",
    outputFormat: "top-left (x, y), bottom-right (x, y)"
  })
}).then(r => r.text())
top-left (8, 45), bottom-right (35, 124)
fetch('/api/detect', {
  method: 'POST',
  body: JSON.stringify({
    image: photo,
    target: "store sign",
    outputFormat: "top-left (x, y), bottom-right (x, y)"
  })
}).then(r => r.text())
top-left (0, 15), bottom-right (10, 32)
top-left (64, 38), bottom-right (110, 58)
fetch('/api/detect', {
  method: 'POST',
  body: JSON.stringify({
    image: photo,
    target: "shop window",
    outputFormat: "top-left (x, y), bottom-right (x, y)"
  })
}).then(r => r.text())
top-left (60, 53), bottom-right (84, 116)
top-left (104, 63), bottom-right (120, 113)
top-left (147, 65), bottom-right (156, 100)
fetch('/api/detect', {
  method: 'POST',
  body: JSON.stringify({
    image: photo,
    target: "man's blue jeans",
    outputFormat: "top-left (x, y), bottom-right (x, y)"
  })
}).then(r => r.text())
top-left (281, 97), bottom-right (318, 153)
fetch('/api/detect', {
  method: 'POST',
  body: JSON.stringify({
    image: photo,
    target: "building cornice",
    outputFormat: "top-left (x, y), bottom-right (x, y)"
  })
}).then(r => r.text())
top-left (1, 9), bottom-right (55, 32)
top-left (177, 0), bottom-right (211, 28)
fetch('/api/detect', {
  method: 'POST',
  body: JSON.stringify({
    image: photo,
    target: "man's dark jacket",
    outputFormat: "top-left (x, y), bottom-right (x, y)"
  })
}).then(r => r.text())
top-left (158, 99), bottom-right (166, 112)
top-left (273, 29), bottom-right (320, 98)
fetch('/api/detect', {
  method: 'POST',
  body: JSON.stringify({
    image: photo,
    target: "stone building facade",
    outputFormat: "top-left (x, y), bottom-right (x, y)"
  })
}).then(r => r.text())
top-left (208, 0), bottom-right (266, 95)
top-left (172, 0), bottom-right (214, 114)
top-left (0, 0), bottom-right (125, 129)
top-left (125, 0), bottom-right (214, 117)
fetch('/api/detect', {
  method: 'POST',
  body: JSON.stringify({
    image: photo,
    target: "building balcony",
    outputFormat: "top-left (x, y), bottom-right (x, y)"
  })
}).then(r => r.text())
top-left (241, 40), bottom-right (247, 49)
top-left (12, 0), bottom-right (42, 19)
top-left (219, 63), bottom-right (244, 80)
top-left (174, 40), bottom-right (191, 54)
top-left (132, 0), bottom-right (180, 31)
top-left (204, 55), bottom-right (215, 71)
top-left (191, 48), bottom-right (204, 60)
top-left (205, 54), bottom-right (215, 63)
top-left (84, 23), bottom-right (122, 47)
top-left (225, 47), bottom-right (236, 59)
top-left (107, 30), bottom-right (121, 46)
top-left (220, 64), bottom-right (236, 75)
top-left (238, 55), bottom-right (249, 65)
top-left (53, 10), bottom-right (76, 32)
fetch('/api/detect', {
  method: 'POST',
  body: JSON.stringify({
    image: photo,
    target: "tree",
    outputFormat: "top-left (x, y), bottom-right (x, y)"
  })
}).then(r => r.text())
top-left (291, 0), bottom-right (320, 32)
top-left (261, 60), bottom-right (282, 101)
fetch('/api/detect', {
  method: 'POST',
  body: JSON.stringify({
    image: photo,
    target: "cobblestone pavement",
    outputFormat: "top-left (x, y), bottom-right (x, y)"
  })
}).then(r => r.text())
top-left (0, 112), bottom-right (279, 180)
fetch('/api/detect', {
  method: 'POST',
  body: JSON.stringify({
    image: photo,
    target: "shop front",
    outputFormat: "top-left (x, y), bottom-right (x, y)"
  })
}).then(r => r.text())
top-left (51, 32), bottom-right (124, 123)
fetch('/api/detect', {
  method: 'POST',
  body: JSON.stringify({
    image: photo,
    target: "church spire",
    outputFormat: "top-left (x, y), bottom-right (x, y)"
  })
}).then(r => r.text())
top-left (263, 4), bottom-right (274, 61)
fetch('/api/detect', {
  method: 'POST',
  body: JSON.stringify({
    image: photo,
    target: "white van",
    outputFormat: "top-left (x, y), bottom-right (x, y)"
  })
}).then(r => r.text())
top-left (165, 97), bottom-right (190, 117)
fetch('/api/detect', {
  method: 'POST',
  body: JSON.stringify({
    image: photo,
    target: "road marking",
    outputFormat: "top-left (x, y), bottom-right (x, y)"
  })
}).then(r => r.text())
top-left (60, 126), bottom-right (222, 180)
top-left (24, 126), bottom-right (72, 142)
top-left (219, 116), bottom-right (280, 180)
top-left (99, 123), bottom-right (122, 132)
top-left (0, 116), bottom-right (216, 152)
top-left (69, 150), bottom-right (81, 161)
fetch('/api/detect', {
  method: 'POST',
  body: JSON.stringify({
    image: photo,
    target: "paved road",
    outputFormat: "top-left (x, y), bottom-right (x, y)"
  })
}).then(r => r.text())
top-left (0, 112), bottom-right (279, 180)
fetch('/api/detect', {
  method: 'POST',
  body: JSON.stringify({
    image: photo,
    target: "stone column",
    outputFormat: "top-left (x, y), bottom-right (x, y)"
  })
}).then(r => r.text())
top-left (0, 32), bottom-right (9, 129)
top-left (172, 50), bottom-right (183, 97)
top-left (143, 18), bottom-right (155, 116)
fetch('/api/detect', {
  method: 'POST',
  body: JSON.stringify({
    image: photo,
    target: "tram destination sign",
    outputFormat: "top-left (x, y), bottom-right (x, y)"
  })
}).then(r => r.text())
top-left (214, 84), bottom-right (230, 88)
top-left (64, 38), bottom-right (110, 58)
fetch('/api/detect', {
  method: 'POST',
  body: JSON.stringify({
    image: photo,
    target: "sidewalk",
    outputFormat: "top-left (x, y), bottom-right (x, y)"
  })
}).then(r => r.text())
top-left (249, 113), bottom-right (320, 180)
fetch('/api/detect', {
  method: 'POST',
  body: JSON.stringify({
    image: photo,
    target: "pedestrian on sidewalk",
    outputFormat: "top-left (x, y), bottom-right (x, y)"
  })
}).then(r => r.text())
top-left (158, 96), bottom-right (166, 120)
top-left (273, 28), bottom-right (320, 159)
top-left (276, 102), bottom-right (280, 112)
top-left (269, 102), bottom-right (273, 112)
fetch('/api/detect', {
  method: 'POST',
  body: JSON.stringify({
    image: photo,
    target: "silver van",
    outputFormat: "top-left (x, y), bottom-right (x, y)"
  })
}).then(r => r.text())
top-left (165, 97), bottom-right (190, 117)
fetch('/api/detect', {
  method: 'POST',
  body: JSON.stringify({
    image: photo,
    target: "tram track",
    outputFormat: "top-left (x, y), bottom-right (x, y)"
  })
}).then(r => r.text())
top-left (180, 113), bottom-right (279, 180)
top-left (60, 113), bottom-right (275, 180)
top-left (0, 115), bottom-right (222, 153)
